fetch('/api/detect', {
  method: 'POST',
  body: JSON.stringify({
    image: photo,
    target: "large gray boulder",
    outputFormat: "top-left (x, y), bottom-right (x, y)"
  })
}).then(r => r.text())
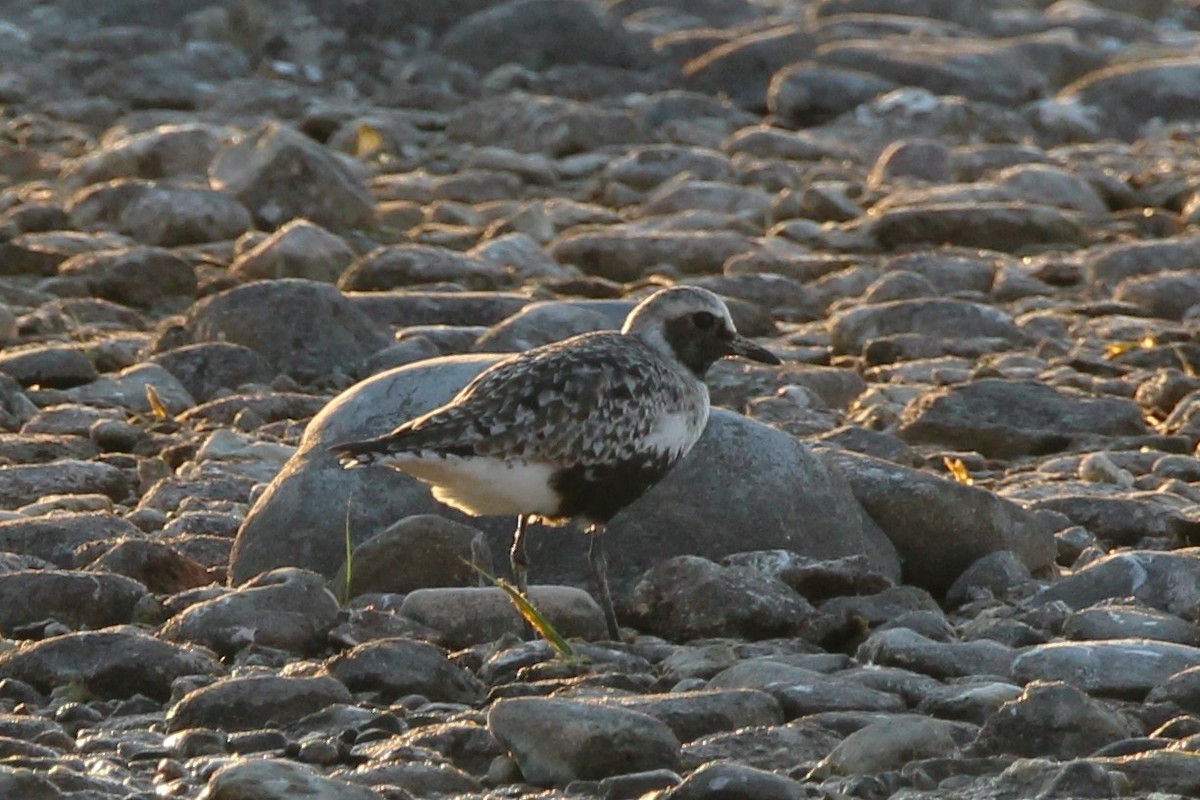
top-left (229, 355), bottom-right (901, 605)
top-left (819, 448), bottom-right (1058, 594)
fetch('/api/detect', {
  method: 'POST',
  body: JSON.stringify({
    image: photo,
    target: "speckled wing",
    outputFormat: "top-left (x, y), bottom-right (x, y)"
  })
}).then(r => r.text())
top-left (332, 332), bottom-right (699, 467)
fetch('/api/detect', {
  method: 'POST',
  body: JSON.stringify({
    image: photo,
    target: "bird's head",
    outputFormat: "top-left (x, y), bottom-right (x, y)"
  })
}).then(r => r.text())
top-left (622, 286), bottom-right (781, 377)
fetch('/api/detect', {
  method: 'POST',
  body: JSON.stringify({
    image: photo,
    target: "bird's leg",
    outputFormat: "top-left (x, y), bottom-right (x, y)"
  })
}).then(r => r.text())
top-left (588, 523), bottom-right (620, 641)
top-left (511, 514), bottom-right (530, 598)
top-left (510, 515), bottom-right (535, 640)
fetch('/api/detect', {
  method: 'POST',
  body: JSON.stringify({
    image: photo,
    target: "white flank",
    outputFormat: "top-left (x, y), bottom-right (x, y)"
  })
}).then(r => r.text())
top-left (643, 400), bottom-right (708, 460)
top-left (380, 453), bottom-right (560, 517)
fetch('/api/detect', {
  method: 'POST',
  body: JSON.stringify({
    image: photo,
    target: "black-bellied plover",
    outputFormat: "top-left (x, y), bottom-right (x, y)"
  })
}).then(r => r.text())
top-left (330, 286), bottom-right (780, 639)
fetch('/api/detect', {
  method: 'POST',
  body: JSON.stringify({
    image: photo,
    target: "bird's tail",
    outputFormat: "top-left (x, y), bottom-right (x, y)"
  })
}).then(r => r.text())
top-left (328, 438), bottom-right (387, 468)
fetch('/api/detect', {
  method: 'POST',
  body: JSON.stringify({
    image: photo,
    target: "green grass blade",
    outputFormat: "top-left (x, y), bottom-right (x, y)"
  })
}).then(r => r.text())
top-left (341, 493), bottom-right (355, 606)
top-left (465, 559), bottom-right (574, 658)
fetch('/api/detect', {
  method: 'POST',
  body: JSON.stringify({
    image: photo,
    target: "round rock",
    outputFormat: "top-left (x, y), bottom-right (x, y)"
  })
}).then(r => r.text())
top-left (323, 637), bottom-right (483, 704)
top-left (159, 567), bottom-right (340, 657)
top-left (175, 279), bottom-right (389, 383)
top-left (487, 697), bottom-right (681, 786)
top-left (332, 514), bottom-right (490, 598)
top-left (166, 674), bottom-right (352, 733)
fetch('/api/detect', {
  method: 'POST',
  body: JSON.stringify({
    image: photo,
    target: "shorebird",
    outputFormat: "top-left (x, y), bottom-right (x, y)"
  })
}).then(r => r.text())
top-left (330, 286), bottom-right (780, 639)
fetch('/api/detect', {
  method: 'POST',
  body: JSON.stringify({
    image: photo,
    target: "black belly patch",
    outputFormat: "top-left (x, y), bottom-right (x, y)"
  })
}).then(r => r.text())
top-left (551, 452), bottom-right (678, 524)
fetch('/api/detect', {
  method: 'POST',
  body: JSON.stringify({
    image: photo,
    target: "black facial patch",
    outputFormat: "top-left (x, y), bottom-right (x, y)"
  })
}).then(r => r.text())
top-left (661, 314), bottom-right (732, 377)
top-left (550, 452), bottom-right (678, 524)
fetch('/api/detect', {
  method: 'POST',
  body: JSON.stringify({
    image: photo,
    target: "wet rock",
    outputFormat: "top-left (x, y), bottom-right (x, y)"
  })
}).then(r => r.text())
top-left (1084, 236), bottom-right (1200, 288)
top-left (470, 232), bottom-right (576, 282)
top-left (446, 93), bottom-right (644, 156)
top-left (597, 689), bottom-right (782, 743)
top-left (230, 355), bottom-right (900, 599)
top-left (333, 514), bottom-right (489, 598)
top-left (884, 249), bottom-right (1000, 295)
top-left (898, 379), bottom-right (1148, 458)
top-left (995, 163), bottom-right (1109, 215)
top-left (399, 585), bottom-right (607, 647)
top-left (84, 538), bottom-right (211, 595)
top-left (210, 121), bottom-right (374, 230)
top-left (0, 460), bottom-right (129, 507)
top-left (0, 344), bottom-right (98, 388)
top-left (202, 756), bottom-right (385, 800)
top-left (820, 449), bottom-right (1056, 594)
top-left (66, 179), bottom-right (252, 247)
top-left (665, 760), bottom-right (805, 800)
top-left (57, 246), bottom-right (196, 309)
top-left (917, 680), bottom-right (1023, 725)
top-left (945, 551), bottom-right (1035, 608)
top-left (0, 230), bottom-right (135, 276)
top-left (167, 674), bottom-right (352, 733)
top-left (829, 299), bottom-right (1023, 355)
top-left (683, 24), bottom-right (816, 111)
top-left (709, 659), bottom-right (905, 718)
top-left (150, 342), bottom-right (274, 402)
top-left (1062, 57), bottom-right (1200, 141)
top-left (1035, 549), bottom-right (1200, 616)
top-left (178, 279), bottom-right (389, 382)
top-left (1029, 494), bottom-right (1200, 548)
top-left (1115, 271), bottom-right (1200, 320)
top-left (1065, 604), bottom-right (1200, 646)
top-left (59, 122), bottom-right (229, 189)
top-left (0, 433), bottom-right (97, 465)
top-left (549, 229), bottom-right (755, 282)
top-left (807, 715), bottom-right (962, 778)
top-left (630, 555), bottom-right (813, 642)
top-left (1013, 640), bottom-right (1200, 698)
top-left (473, 300), bottom-right (622, 352)
top-left (974, 680), bottom-right (1133, 758)
top-left (339, 762), bottom-right (479, 797)
top-left (488, 697), bottom-right (681, 786)
top-left (867, 202), bottom-right (1087, 252)
top-left (603, 145), bottom-right (735, 194)
top-left (0, 570), bottom-right (147, 633)
top-left (834, 24), bottom-right (1071, 97)
top-left (681, 720), bottom-right (842, 772)
top-left (159, 567), bottom-right (339, 657)
top-left (768, 64), bottom-right (898, 127)
top-left (641, 179), bottom-right (773, 224)
top-left (229, 218), bottom-right (356, 283)
top-left (0, 512), bottom-right (138, 567)
top-left (347, 291), bottom-right (530, 328)
top-left (858, 628), bottom-right (1017, 679)
top-left (59, 362), bottom-right (194, 415)
top-left (726, 551), bottom-right (892, 602)
top-left (339, 244), bottom-right (508, 291)
top-left (870, 139), bottom-right (952, 184)
top-left (440, 0), bottom-right (645, 72)
top-left (0, 767), bottom-right (62, 799)
top-left (324, 637), bottom-right (483, 704)
top-left (0, 628), bottom-right (223, 700)
top-left (1147, 665), bottom-right (1200, 713)
top-left (1089, 750), bottom-right (1200, 796)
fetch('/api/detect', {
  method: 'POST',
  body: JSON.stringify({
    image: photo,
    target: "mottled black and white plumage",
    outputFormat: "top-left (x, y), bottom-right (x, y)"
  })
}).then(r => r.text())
top-left (330, 286), bottom-right (780, 639)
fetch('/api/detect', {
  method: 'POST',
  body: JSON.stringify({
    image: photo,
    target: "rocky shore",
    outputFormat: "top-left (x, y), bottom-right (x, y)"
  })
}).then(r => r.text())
top-left (1, 0), bottom-right (1200, 798)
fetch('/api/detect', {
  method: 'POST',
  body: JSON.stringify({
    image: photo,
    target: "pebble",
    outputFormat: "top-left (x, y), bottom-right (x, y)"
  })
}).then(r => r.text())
top-left (487, 697), bottom-right (681, 786)
top-left (1013, 639), bottom-right (1200, 697)
top-left (159, 567), bottom-right (340, 657)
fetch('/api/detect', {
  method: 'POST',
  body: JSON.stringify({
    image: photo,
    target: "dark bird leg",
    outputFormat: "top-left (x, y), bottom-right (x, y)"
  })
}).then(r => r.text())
top-left (587, 523), bottom-right (620, 640)
top-left (511, 515), bottom-right (534, 639)
top-left (511, 514), bottom-right (530, 598)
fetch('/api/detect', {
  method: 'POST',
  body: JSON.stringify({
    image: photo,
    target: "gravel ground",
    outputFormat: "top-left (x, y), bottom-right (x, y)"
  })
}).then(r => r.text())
top-left (1, 1), bottom-right (1200, 798)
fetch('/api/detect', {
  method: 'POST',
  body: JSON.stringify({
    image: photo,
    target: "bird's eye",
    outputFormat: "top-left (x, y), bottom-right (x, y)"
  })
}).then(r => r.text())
top-left (692, 311), bottom-right (716, 330)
